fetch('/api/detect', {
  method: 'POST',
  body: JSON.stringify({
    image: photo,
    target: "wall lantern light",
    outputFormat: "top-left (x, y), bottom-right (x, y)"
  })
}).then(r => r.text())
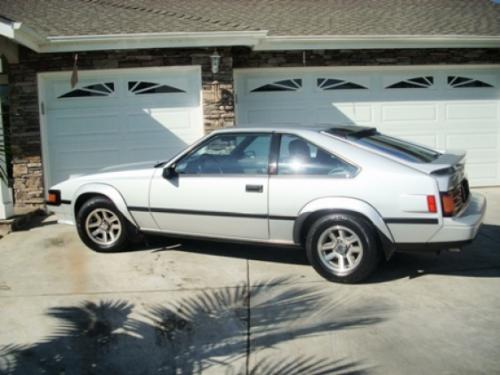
top-left (210, 49), bottom-right (221, 74)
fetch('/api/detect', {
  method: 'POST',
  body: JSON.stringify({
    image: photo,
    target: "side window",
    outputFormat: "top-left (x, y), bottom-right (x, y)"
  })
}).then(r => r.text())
top-left (277, 135), bottom-right (357, 177)
top-left (176, 133), bottom-right (272, 175)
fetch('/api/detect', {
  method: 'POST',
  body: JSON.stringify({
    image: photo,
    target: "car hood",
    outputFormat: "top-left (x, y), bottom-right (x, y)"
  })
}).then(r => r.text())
top-left (98, 161), bottom-right (159, 173)
top-left (64, 161), bottom-right (158, 180)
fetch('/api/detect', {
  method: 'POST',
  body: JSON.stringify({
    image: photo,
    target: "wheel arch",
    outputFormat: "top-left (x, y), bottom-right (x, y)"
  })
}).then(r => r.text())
top-left (72, 183), bottom-right (138, 228)
top-left (294, 197), bottom-right (396, 259)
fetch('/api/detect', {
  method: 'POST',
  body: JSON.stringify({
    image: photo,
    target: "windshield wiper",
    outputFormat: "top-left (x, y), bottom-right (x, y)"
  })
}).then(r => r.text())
top-left (154, 161), bottom-right (168, 168)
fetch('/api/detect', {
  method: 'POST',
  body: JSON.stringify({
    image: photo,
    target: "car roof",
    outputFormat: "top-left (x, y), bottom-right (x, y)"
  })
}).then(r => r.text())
top-left (212, 124), bottom-right (376, 138)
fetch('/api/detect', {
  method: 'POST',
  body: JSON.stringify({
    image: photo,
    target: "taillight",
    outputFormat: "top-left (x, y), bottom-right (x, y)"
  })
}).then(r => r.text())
top-left (441, 193), bottom-right (455, 217)
top-left (426, 195), bottom-right (437, 213)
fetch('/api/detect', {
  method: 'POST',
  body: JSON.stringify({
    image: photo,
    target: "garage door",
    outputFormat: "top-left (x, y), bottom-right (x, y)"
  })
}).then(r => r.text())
top-left (40, 66), bottom-right (203, 187)
top-left (235, 67), bottom-right (500, 186)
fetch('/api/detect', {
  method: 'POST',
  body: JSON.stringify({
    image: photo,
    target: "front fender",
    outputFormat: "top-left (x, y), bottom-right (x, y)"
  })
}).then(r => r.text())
top-left (294, 197), bottom-right (395, 258)
top-left (72, 183), bottom-right (138, 227)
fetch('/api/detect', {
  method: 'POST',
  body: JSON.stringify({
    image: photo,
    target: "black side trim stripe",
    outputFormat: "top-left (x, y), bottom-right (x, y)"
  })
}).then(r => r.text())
top-left (128, 206), bottom-right (150, 212)
top-left (269, 215), bottom-right (296, 221)
top-left (385, 218), bottom-right (439, 224)
top-left (128, 206), bottom-right (296, 221)
top-left (46, 200), bottom-right (71, 206)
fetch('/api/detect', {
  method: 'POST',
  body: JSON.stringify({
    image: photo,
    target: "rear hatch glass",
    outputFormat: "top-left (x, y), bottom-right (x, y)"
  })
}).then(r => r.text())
top-left (324, 127), bottom-right (440, 163)
top-left (353, 133), bottom-right (440, 163)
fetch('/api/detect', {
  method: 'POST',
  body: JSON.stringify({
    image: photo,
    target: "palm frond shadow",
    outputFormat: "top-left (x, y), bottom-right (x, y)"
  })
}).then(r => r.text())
top-left (0, 277), bottom-right (388, 374)
top-left (247, 355), bottom-right (368, 375)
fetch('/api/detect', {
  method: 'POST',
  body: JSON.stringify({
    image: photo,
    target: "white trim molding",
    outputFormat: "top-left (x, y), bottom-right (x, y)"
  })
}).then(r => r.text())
top-left (43, 31), bottom-right (268, 53)
top-left (254, 34), bottom-right (500, 50)
top-left (1, 17), bottom-right (500, 53)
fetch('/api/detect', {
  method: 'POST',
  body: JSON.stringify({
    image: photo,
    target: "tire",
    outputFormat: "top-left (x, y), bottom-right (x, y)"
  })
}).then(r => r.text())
top-left (76, 196), bottom-right (133, 252)
top-left (305, 213), bottom-right (380, 283)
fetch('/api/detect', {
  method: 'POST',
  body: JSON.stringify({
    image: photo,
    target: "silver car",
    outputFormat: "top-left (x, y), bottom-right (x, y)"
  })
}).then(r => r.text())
top-left (48, 126), bottom-right (486, 283)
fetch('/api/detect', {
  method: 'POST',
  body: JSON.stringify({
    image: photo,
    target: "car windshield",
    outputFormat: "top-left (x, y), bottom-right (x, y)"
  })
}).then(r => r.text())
top-left (349, 132), bottom-right (440, 163)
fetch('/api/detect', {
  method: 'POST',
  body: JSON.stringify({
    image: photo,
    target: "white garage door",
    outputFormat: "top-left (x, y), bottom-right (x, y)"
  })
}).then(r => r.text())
top-left (235, 67), bottom-right (500, 186)
top-left (40, 66), bottom-right (203, 187)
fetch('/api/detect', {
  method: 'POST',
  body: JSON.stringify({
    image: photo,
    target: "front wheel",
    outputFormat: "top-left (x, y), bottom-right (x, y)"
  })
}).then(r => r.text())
top-left (76, 196), bottom-right (132, 252)
top-left (305, 213), bottom-right (380, 283)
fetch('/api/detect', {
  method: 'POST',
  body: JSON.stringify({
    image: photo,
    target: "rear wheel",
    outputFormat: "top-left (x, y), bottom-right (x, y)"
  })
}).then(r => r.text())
top-left (305, 213), bottom-right (380, 283)
top-left (76, 196), bottom-right (132, 252)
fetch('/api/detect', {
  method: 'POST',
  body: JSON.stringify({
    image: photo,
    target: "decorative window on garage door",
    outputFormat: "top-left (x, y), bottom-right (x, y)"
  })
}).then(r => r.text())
top-left (386, 76), bottom-right (434, 89)
top-left (251, 79), bottom-right (302, 92)
top-left (128, 81), bottom-right (186, 94)
top-left (58, 82), bottom-right (115, 98)
top-left (317, 78), bottom-right (367, 90)
top-left (447, 76), bottom-right (494, 88)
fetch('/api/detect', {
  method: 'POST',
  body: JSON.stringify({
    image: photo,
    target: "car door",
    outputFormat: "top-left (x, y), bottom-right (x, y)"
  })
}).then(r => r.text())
top-left (148, 132), bottom-right (272, 240)
top-left (268, 133), bottom-right (360, 242)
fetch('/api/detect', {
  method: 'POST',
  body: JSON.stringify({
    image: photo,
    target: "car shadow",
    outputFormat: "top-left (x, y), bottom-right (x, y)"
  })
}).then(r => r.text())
top-left (130, 224), bottom-right (500, 283)
top-left (135, 234), bottom-right (309, 266)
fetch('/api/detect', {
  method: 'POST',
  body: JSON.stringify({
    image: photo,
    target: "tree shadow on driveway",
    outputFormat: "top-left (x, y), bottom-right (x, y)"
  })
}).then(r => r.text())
top-left (136, 224), bottom-right (500, 283)
top-left (0, 277), bottom-right (389, 374)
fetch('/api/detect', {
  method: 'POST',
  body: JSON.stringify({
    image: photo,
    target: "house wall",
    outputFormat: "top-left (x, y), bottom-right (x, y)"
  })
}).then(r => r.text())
top-left (233, 48), bottom-right (500, 67)
top-left (8, 46), bottom-right (500, 207)
top-left (8, 47), bottom-right (235, 206)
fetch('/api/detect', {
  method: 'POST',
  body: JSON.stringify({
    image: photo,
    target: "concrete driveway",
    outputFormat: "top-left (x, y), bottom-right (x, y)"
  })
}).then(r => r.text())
top-left (1, 188), bottom-right (499, 375)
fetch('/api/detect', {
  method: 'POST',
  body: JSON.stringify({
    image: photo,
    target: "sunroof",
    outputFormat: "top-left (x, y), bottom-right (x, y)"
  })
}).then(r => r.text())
top-left (323, 126), bottom-right (377, 138)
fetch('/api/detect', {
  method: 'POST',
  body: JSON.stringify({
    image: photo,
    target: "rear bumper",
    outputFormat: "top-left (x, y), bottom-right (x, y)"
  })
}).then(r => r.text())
top-left (396, 193), bottom-right (486, 252)
top-left (430, 193), bottom-right (486, 243)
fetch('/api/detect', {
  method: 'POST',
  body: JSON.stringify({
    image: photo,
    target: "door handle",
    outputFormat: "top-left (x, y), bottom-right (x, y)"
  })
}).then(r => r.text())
top-left (246, 184), bottom-right (263, 193)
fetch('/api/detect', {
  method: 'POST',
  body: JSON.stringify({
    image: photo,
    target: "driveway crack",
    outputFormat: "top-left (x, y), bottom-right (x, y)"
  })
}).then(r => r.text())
top-left (245, 258), bottom-right (251, 375)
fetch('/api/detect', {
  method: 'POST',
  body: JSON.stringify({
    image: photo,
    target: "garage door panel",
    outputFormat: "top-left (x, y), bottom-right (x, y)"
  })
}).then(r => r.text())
top-left (126, 110), bottom-right (192, 132)
top-left (52, 149), bottom-right (123, 183)
top-left (445, 102), bottom-right (498, 120)
top-left (382, 104), bottom-right (438, 122)
top-left (125, 146), bottom-right (181, 163)
top-left (445, 133), bottom-right (498, 149)
top-left (50, 112), bottom-right (121, 136)
top-left (42, 67), bottom-right (203, 187)
top-left (247, 109), bottom-right (308, 124)
top-left (319, 104), bottom-right (374, 123)
top-left (122, 115), bottom-right (189, 161)
top-left (465, 163), bottom-right (498, 180)
top-left (55, 149), bottom-right (121, 167)
top-left (235, 68), bottom-right (500, 186)
top-left (465, 148), bottom-right (499, 163)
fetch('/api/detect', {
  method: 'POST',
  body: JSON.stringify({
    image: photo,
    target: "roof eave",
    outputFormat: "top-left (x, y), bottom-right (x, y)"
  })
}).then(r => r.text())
top-left (254, 35), bottom-right (500, 50)
top-left (0, 20), bottom-right (44, 52)
top-left (42, 31), bottom-right (269, 53)
top-left (0, 21), bottom-right (269, 52)
top-left (1, 20), bottom-right (499, 53)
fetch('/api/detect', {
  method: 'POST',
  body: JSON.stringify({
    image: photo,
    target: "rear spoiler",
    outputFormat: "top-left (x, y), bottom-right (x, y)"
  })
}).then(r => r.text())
top-left (412, 151), bottom-right (466, 175)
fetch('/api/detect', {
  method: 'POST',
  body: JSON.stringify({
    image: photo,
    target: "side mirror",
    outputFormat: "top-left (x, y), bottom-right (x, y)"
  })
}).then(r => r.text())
top-left (162, 164), bottom-right (178, 179)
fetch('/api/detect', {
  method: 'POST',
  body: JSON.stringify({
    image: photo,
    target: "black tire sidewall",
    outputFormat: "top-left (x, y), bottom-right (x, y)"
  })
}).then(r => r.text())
top-left (305, 213), bottom-right (379, 283)
top-left (76, 197), bottom-right (130, 252)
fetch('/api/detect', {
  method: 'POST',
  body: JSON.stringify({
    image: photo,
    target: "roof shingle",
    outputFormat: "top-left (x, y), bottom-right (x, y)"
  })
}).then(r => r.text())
top-left (1, 0), bottom-right (500, 38)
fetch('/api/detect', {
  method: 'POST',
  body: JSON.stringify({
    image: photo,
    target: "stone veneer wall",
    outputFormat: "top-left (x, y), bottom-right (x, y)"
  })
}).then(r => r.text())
top-left (8, 47), bottom-right (500, 206)
top-left (233, 48), bottom-right (500, 67)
